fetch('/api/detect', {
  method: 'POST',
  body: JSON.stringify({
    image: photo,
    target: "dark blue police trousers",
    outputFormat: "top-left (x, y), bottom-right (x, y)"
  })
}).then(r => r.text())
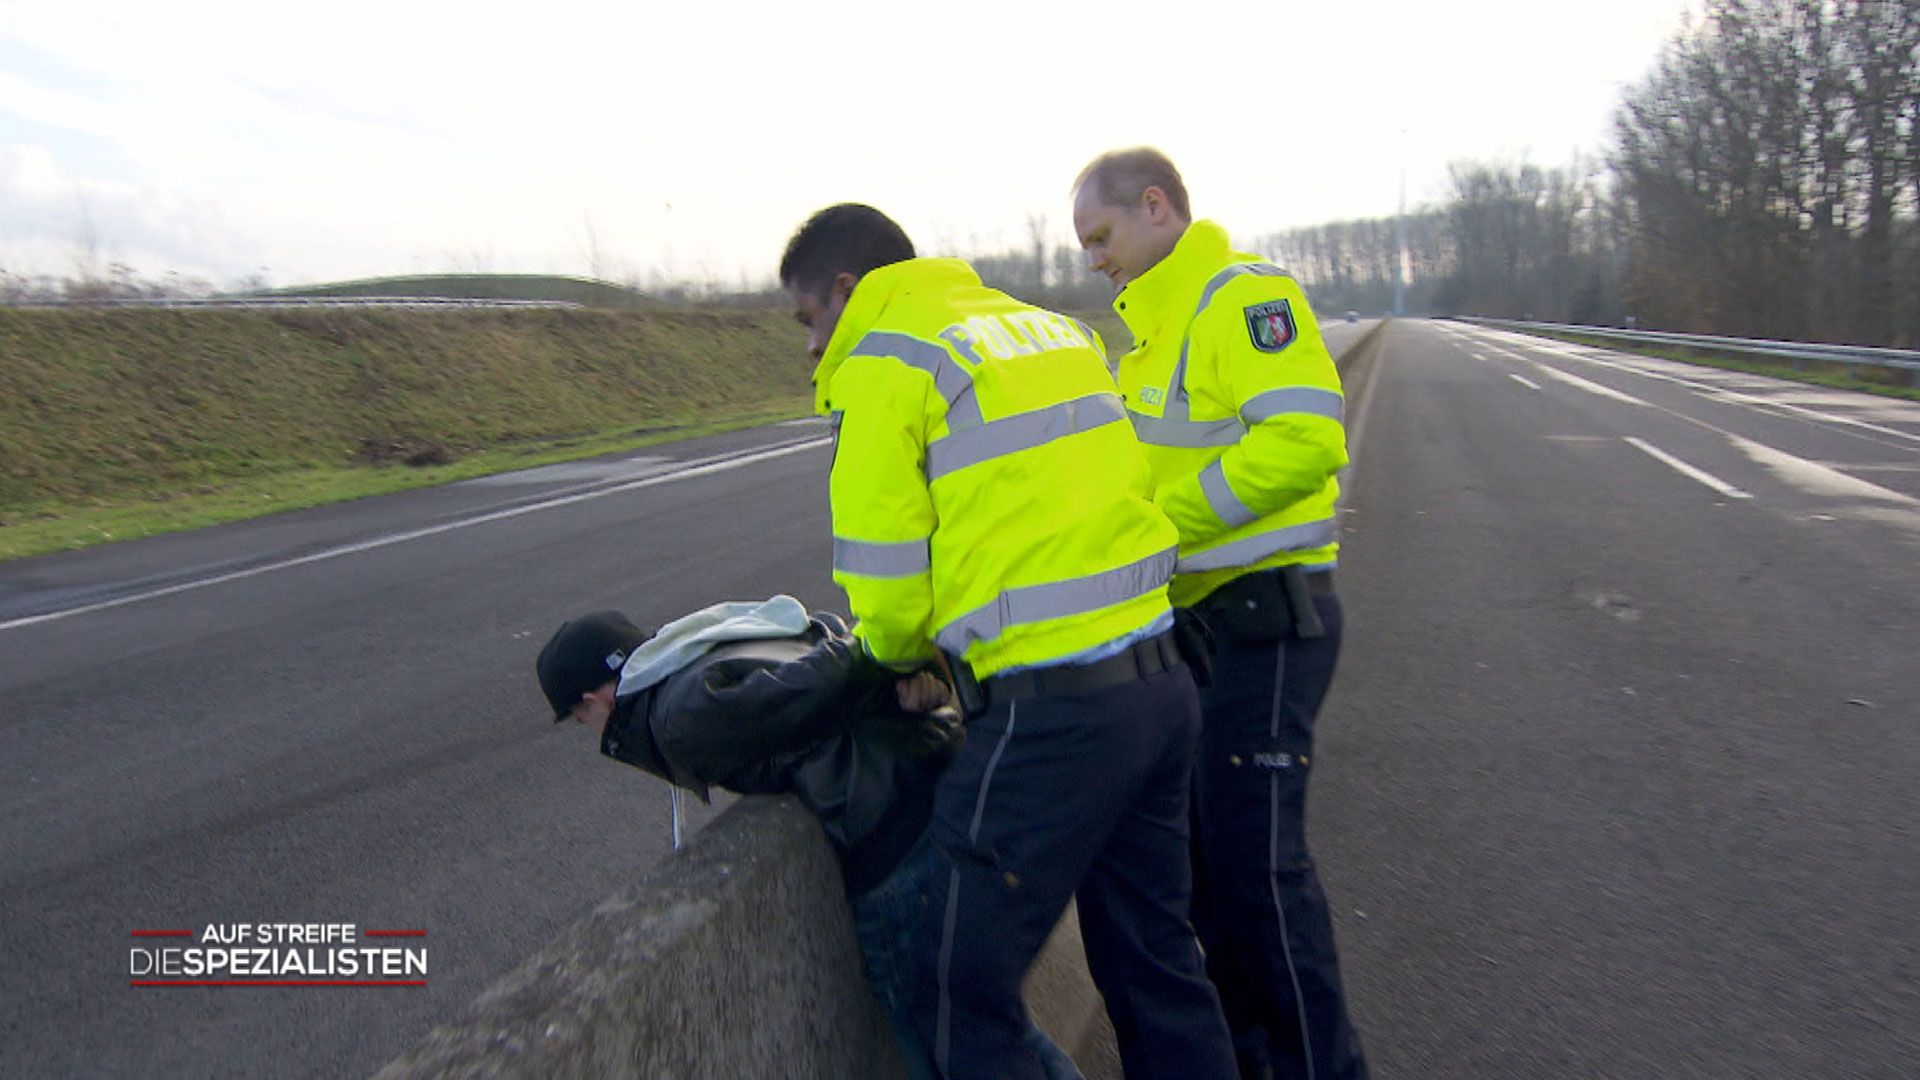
top-left (916, 664), bottom-right (1238, 1080)
top-left (1190, 592), bottom-right (1368, 1080)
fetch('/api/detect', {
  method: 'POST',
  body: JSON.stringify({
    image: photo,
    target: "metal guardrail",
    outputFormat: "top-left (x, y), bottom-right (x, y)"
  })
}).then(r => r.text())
top-left (1458, 317), bottom-right (1920, 377)
top-left (13, 297), bottom-right (584, 310)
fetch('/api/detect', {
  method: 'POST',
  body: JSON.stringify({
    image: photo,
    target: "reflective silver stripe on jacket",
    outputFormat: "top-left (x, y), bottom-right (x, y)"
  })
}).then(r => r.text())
top-left (1240, 387), bottom-right (1344, 425)
top-left (1198, 460), bottom-right (1259, 528)
top-left (1128, 410), bottom-right (1243, 448)
top-left (1175, 517), bottom-right (1337, 574)
top-left (935, 327), bottom-right (987, 432)
top-left (1069, 317), bottom-right (1099, 354)
top-left (934, 546), bottom-right (1176, 654)
top-left (928, 393), bottom-right (1125, 482)
top-left (1137, 261), bottom-right (1293, 445)
top-left (833, 537), bottom-right (932, 578)
top-left (1197, 261), bottom-right (1289, 314)
top-left (851, 330), bottom-right (976, 414)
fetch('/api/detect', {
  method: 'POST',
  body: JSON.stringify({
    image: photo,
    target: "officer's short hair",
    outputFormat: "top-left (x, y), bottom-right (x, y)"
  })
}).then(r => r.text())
top-left (1074, 148), bottom-right (1192, 221)
top-left (779, 204), bottom-right (916, 299)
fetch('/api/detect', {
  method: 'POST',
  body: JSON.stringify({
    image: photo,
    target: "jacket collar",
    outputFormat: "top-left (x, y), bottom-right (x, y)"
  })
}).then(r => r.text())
top-left (1114, 220), bottom-right (1234, 343)
top-left (600, 689), bottom-right (685, 788)
top-left (812, 257), bottom-right (980, 413)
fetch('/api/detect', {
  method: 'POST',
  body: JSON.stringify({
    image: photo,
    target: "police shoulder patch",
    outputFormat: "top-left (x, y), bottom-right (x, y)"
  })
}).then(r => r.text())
top-left (1244, 299), bottom-right (1296, 354)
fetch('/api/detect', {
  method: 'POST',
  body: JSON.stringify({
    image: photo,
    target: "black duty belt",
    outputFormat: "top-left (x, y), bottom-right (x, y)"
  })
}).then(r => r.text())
top-left (980, 631), bottom-right (1183, 707)
top-left (1190, 566), bottom-right (1336, 643)
top-left (1296, 568), bottom-right (1337, 595)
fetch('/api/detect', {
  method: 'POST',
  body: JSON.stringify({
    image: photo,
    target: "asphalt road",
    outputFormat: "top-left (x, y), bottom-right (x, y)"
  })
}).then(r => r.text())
top-left (9, 316), bottom-right (1916, 1078)
top-left (1320, 320), bottom-right (1919, 1078)
top-left (0, 423), bottom-right (831, 1078)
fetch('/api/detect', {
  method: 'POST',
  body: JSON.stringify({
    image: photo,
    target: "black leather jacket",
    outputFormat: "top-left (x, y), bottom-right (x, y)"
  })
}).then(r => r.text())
top-left (598, 612), bottom-right (960, 896)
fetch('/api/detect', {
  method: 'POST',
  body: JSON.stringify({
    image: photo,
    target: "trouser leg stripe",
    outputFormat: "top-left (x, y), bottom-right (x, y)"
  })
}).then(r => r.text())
top-left (969, 701), bottom-right (1019, 842)
top-left (1268, 642), bottom-right (1315, 1080)
top-left (935, 865), bottom-right (961, 1072)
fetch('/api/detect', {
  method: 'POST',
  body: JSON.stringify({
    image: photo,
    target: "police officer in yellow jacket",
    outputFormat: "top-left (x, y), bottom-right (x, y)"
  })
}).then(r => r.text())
top-left (1072, 150), bottom-right (1369, 1080)
top-left (781, 203), bottom-right (1237, 1080)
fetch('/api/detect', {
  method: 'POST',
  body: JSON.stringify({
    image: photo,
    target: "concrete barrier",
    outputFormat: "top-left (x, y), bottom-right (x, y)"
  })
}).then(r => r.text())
top-left (375, 795), bottom-right (1116, 1079)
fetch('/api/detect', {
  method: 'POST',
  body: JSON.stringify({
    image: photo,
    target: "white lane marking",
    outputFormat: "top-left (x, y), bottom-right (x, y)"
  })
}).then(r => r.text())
top-left (1445, 324), bottom-right (1920, 526)
top-left (1508, 373), bottom-right (1543, 391)
top-left (1699, 385), bottom-right (1920, 448)
top-left (1459, 327), bottom-right (1918, 482)
top-left (1523, 359), bottom-right (1651, 405)
top-left (0, 435), bottom-right (833, 633)
top-left (1725, 435), bottom-right (1920, 507)
top-left (1470, 339), bottom-right (1652, 406)
top-left (459, 454), bottom-right (672, 487)
top-left (1624, 437), bottom-right (1752, 500)
top-left (1464, 327), bottom-right (1920, 450)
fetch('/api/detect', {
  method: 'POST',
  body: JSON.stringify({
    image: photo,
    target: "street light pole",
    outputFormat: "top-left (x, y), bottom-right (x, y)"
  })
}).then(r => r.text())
top-left (1394, 128), bottom-right (1408, 317)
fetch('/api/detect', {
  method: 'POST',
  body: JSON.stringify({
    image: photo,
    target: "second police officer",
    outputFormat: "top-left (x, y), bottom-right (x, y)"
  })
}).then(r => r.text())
top-left (1072, 148), bottom-right (1370, 1080)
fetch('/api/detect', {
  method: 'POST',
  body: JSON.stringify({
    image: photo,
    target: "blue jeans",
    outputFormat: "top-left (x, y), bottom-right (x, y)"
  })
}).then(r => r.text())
top-left (852, 834), bottom-right (1084, 1080)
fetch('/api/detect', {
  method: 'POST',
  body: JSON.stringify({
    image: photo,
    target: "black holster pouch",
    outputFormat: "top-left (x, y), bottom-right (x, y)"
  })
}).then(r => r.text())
top-left (1280, 566), bottom-right (1328, 640)
top-left (1193, 566), bottom-right (1327, 644)
top-left (1171, 608), bottom-right (1216, 687)
top-left (944, 651), bottom-right (989, 719)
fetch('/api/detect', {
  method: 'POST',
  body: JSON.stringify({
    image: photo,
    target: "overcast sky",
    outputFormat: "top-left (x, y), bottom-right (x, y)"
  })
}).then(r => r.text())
top-left (0, 0), bottom-right (1696, 289)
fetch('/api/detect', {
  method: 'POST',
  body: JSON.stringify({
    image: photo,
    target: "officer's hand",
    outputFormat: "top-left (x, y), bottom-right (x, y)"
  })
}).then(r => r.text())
top-left (855, 706), bottom-right (963, 759)
top-left (895, 670), bottom-right (953, 714)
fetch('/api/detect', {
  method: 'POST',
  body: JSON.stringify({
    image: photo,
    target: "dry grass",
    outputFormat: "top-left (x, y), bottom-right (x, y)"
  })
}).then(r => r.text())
top-left (0, 306), bottom-right (815, 560)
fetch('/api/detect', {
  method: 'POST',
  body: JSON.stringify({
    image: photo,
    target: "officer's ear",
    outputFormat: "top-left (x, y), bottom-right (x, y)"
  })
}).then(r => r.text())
top-left (1141, 185), bottom-right (1174, 225)
top-left (829, 271), bottom-right (859, 305)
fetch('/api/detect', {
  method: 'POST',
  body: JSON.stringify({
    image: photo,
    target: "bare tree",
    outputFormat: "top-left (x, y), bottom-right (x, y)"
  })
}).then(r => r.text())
top-left (70, 191), bottom-right (101, 286)
top-left (580, 212), bottom-right (609, 282)
top-left (1027, 214), bottom-right (1051, 295)
top-left (1254, 211), bottom-right (1456, 316)
top-left (1613, 0), bottom-right (1920, 345)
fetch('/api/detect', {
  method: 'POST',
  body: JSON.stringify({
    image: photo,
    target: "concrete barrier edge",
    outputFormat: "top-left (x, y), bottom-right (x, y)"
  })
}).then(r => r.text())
top-left (374, 794), bottom-right (1115, 1079)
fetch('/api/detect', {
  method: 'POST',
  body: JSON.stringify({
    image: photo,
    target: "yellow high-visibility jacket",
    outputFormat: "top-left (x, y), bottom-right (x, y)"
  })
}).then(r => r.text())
top-left (814, 258), bottom-right (1178, 679)
top-left (1113, 221), bottom-right (1347, 608)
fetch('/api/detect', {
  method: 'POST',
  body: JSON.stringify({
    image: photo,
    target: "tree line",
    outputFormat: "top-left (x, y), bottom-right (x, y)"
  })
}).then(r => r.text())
top-left (1253, 0), bottom-right (1918, 347)
top-left (15, 2), bottom-right (1911, 346)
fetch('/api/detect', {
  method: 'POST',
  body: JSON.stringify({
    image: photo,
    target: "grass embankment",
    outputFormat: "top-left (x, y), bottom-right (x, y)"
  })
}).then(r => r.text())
top-left (0, 307), bottom-right (813, 562)
top-left (1506, 325), bottom-right (1920, 403)
top-left (1074, 309), bottom-right (1128, 358)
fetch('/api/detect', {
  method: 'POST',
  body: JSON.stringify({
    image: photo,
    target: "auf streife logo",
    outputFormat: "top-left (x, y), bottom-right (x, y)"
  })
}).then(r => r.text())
top-left (129, 923), bottom-right (428, 987)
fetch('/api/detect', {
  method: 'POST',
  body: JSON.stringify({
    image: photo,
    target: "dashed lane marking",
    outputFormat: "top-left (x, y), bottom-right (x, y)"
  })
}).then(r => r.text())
top-left (1462, 327), bottom-right (1920, 451)
top-left (1625, 437), bottom-right (1752, 500)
